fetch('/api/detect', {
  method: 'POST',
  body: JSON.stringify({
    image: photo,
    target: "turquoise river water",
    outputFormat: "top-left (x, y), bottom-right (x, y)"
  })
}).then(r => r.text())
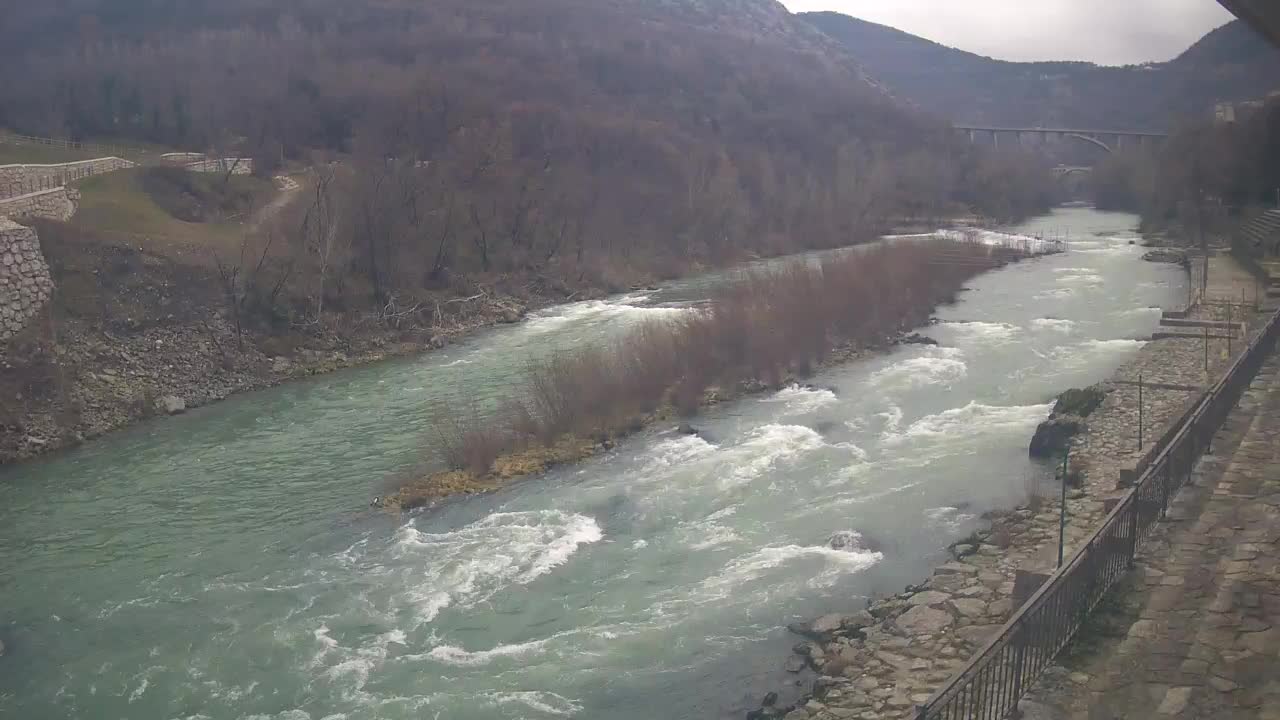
top-left (0, 208), bottom-right (1186, 719)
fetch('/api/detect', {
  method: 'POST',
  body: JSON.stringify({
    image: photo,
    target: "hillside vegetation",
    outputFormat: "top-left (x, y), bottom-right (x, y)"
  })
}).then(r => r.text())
top-left (802, 14), bottom-right (1280, 131)
top-left (1, 0), bottom-right (1055, 324)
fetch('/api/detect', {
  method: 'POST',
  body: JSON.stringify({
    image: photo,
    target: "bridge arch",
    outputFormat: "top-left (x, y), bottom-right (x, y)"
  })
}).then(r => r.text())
top-left (1063, 133), bottom-right (1113, 154)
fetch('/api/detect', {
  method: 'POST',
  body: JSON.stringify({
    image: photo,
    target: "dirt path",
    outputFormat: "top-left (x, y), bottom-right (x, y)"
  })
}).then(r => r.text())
top-left (247, 174), bottom-right (303, 234)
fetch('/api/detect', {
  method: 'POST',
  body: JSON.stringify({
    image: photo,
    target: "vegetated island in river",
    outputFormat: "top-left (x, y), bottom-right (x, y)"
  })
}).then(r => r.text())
top-left (389, 236), bottom-right (1056, 509)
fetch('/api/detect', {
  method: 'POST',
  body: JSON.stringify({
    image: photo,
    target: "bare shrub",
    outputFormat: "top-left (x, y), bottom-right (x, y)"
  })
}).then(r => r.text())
top-left (424, 239), bottom-right (1028, 473)
top-left (429, 401), bottom-right (509, 475)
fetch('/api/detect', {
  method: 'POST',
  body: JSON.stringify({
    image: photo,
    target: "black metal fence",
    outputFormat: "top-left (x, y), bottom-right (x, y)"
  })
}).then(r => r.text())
top-left (916, 304), bottom-right (1280, 720)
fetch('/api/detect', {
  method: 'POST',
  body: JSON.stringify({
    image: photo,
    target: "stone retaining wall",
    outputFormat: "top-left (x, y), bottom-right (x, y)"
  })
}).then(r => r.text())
top-left (0, 218), bottom-right (54, 341)
top-left (0, 157), bottom-right (134, 199)
top-left (0, 187), bottom-right (79, 222)
top-left (184, 157), bottom-right (254, 175)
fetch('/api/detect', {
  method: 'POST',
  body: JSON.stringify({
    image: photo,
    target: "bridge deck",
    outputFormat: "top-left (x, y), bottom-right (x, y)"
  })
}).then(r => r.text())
top-left (954, 125), bottom-right (1168, 137)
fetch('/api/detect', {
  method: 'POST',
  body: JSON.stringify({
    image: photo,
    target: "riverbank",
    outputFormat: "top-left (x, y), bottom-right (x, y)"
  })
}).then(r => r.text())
top-left (0, 285), bottom-right (563, 466)
top-left (3, 206), bottom-right (999, 469)
top-left (750, 251), bottom-right (1268, 720)
top-left (389, 239), bottom-right (1042, 510)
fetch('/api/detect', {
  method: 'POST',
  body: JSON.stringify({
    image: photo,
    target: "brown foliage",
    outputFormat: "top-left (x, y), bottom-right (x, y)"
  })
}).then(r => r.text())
top-left (430, 238), bottom-right (1023, 471)
top-left (1, 0), bottom-right (1055, 329)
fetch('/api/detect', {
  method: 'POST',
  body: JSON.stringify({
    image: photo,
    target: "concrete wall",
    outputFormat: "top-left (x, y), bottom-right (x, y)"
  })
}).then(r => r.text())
top-left (0, 157), bottom-right (135, 199)
top-left (0, 187), bottom-right (79, 222)
top-left (160, 152), bottom-right (207, 163)
top-left (0, 218), bottom-right (54, 341)
top-left (184, 157), bottom-right (254, 175)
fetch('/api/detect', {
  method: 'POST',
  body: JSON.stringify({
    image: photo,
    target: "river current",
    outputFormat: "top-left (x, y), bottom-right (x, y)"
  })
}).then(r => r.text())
top-left (0, 208), bottom-right (1185, 719)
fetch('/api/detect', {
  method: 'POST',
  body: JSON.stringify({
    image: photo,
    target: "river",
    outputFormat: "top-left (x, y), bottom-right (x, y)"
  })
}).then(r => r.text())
top-left (0, 208), bottom-right (1185, 720)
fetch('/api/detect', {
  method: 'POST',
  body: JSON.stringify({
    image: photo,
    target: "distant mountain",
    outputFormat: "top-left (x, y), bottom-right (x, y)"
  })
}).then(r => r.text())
top-left (801, 13), bottom-right (1280, 131)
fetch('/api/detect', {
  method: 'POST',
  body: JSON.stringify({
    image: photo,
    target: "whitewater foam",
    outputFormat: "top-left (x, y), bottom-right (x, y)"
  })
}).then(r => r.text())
top-left (522, 298), bottom-right (690, 334)
top-left (392, 511), bottom-right (603, 624)
top-left (940, 320), bottom-right (1020, 344)
top-left (925, 506), bottom-right (978, 531)
top-left (870, 356), bottom-right (967, 388)
top-left (1034, 287), bottom-right (1075, 300)
top-left (1032, 318), bottom-right (1076, 332)
top-left (701, 543), bottom-right (883, 595)
top-left (426, 638), bottom-right (550, 667)
top-left (486, 690), bottom-right (583, 716)
top-left (1056, 272), bottom-right (1104, 285)
top-left (761, 384), bottom-right (838, 415)
top-left (716, 424), bottom-right (826, 489)
top-left (878, 405), bottom-right (904, 433)
top-left (886, 402), bottom-right (1052, 445)
top-left (643, 435), bottom-right (717, 472)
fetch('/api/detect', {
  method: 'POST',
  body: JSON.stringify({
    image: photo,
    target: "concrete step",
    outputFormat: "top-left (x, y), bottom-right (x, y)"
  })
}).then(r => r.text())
top-left (1159, 318), bottom-right (1245, 331)
top-left (1152, 330), bottom-right (1234, 341)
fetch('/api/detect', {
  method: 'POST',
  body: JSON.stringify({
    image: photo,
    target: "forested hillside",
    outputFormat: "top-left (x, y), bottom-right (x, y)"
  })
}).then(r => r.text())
top-left (802, 13), bottom-right (1280, 130)
top-left (0, 0), bottom-right (1053, 314)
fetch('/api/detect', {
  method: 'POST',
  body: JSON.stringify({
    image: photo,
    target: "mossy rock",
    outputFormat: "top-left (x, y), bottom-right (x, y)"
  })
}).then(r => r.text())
top-left (1052, 386), bottom-right (1107, 418)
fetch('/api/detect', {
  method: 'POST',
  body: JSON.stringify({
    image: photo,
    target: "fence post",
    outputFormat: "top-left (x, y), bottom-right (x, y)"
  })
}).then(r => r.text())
top-left (1058, 449), bottom-right (1069, 568)
top-left (1137, 374), bottom-right (1144, 452)
top-left (1127, 499), bottom-right (1139, 569)
top-left (1204, 326), bottom-right (1210, 374)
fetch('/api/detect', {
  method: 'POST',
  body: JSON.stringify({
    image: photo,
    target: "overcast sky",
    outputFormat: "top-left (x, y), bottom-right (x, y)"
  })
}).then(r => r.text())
top-left (779, 0), bottom-right (1236, 65)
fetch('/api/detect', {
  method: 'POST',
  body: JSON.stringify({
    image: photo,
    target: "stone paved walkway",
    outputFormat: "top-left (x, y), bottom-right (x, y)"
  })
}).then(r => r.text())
top-left (1022, 353), bottom-right (1280, 719)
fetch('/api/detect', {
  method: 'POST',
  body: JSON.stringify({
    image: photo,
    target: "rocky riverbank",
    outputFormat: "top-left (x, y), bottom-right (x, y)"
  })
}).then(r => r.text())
top-left (748, 266), bottom-right (1270, 720)
top-left (0, 290), bottom-right (554, 466)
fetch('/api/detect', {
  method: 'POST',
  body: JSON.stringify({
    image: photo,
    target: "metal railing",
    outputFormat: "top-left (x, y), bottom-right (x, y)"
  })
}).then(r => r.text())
top-left (916, 303), bottom-right (1280, 720)
top-left (0, 131), bottom-right (151, 159)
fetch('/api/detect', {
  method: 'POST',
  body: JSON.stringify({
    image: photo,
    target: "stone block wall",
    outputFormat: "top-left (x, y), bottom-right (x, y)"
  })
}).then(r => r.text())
top-left (184, 157), bottom-right (254, 175)
top-left (0, 218), bottom-right (54, 341)
top-left (0, 187), bottom-right (79, 222)
top-left (0, 157), bottom-right (135, 199)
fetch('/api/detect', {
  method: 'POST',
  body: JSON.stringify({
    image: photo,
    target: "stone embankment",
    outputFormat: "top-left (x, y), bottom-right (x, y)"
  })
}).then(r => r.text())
top-left (182, 157), bottom-right (254, 175)
top-left (0, 157), bottom-right (134, 199)
top-left (0, 186), bottom-right (79, 222)
top-left (0, 218), bottom-right (54, 342)
top-left (752, 253), bottom-right (1270, 720)
top-left (1018, 353), bottom-right (1280, 719)
top-left (0, 289), bottom-right (546, 465)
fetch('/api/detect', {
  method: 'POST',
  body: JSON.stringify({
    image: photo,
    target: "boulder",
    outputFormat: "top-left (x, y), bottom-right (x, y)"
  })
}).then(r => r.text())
top-left (676, 423), bottom-right (699, 436)
top-left (901, 333), bottom-right (939, 346)
top-left (1028, 415), bottom-right (1082, 458)
top-left (906, 590), bottom-right (951, 607)
top-left (827, 530), bottom-right (864, 552)
top-left (895, 605), bottom-right (954, 635)
top-left (157, 396), bottom-right (186, 415)
top-left (956, 623), bottom-right (1002, 645)
top-left (811, 614), bottom-right (847, 635)
top-left (1142, 248), bottom-right (1188, 265)
top-left (271, 356), bottom-right (292, 374)
top-left (1051, 386), bottom-right (1107, 418)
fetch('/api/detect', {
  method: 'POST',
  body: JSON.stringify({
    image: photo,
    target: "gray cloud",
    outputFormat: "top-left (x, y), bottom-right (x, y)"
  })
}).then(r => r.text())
top-left (780, 0), bottom-right (1236, 65)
